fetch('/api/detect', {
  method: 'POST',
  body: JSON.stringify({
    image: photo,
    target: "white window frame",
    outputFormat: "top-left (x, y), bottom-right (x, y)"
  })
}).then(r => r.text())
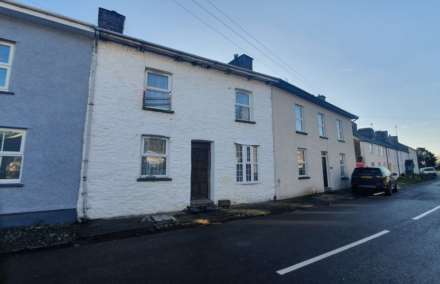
top-left (140, 135), bottom-right (169, 177)
top-left (318, 113), bottom-right (326, 137)
top-left (336, 119), bottom-right (344, 141)
top-left (0, 128), bottom-right (26, 184)
top-left (340, 153), bottom-right (346, 178)
top-left (297, 148), bottom-right (308, 177)
top-left (294, 104), bottom-right (304, 132)
top-left (144, 69), bottom-right (172, 110)
top-left (235, 89), bottom-right (253, 121)
top-left (235, 144), bottom-right (259, 184)
top-left (0, 41), bottom-right (15, 91)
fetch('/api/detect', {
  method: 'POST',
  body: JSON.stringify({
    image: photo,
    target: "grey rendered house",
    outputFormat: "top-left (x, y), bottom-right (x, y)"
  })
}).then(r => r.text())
top-left (0, 1), bottom-right (94, 227)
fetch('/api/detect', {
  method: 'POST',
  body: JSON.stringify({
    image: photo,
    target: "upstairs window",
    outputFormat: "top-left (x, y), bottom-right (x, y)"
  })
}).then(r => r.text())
top-left (294, 104), bottom-right (304, 132)
top-left (0, 41), bottom-right (14, 91)
top-left (0, 128), bottom-right (25, 183)
top-left (144, 70), bottom-right (172, 111)
top-left (235, 90), bottom-right (253, 121)
top-left (141, 136), bottom-right (168, 177)
top-left (317, 113), bottom-right (326, 137)
top-left (336, 119), bottom-right (344, 141)
top-left (236, 144), bottom-right (258, 183)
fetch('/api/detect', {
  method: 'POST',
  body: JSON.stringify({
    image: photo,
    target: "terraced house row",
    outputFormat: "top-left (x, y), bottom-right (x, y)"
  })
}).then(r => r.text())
top-left (0, 1), bottom-right (417, 227)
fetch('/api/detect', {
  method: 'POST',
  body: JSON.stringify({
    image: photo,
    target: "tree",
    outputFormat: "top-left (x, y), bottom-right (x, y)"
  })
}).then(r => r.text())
top-left (416, 147), bottom-right (438, 168)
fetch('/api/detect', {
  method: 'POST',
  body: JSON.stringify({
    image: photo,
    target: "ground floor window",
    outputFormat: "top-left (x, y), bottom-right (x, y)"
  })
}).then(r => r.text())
top-left (0, 128), bottom-right (26, 183)
top-left (236, 144), bottom-right (258, 183)
top-left (141, 135), bottom-right (168, 177)
top-left (339, 153), bottom-right (346, 177)
top-left (297, 148), bottom-right (307, 176)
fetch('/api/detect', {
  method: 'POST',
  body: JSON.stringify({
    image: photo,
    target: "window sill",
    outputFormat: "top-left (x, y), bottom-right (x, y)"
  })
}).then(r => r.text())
top-left (235, 119), bottom-right (256, 124)
top-left (143, 107), bottom-right (175, 114)
top-left (296, 131), bottom-right (308, 135)
top-left (237, 181), bottom-right (260, 185)
top-left (0, 183), bottom-right (24, 188)
top-left (320, 136), bottom-right (329, 140)
top-left (137, 177), bottom-right (172, 182)
top-left (338, 139), bottom-right (346, 143)
top-left (0, 90), bottom-right (14, 95)
top-left (298, 176), bottom-right (310, 180)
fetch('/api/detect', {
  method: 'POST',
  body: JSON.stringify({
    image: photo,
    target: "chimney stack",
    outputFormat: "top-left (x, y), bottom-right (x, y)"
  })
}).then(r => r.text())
top-left (228, 54), bottom-right (253, 70)
top-left (98, 8), bottom-right (125, 33)
top-left (317, 94), bottom-right (326, 101)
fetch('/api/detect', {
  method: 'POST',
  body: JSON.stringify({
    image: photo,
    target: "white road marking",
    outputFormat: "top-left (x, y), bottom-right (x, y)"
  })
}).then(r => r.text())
top-left (412, 205), bottom-right (440, 220)
top-left (276, 230), bottom-right (390, 275)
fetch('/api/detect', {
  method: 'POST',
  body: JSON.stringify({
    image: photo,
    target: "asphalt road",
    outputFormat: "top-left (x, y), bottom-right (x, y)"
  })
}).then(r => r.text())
top-left (2, 179), bottom-right (440, 284)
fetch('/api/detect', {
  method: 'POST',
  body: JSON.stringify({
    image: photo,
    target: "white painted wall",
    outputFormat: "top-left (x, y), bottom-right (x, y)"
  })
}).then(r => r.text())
top-left (271, 87), bottom-right (356, 199)
top-left (81, 41), bottom-right (275, 219)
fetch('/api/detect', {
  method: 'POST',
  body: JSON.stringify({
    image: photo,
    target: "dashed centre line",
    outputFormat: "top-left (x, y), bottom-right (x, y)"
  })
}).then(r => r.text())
top-left (276, 230), bottom-right (390, 275)
top-left (412, 205), bottom-right (440, 220)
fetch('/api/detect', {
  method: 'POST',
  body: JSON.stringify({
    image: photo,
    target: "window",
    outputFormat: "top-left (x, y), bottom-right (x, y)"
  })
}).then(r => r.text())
top-left (317, 113), bottom-right (326, 137)
top-left (336, 119), bottom-right (344, 140)
top-left (235, 90), bottom-right (252, 121)
top-left (0, 128), bottom-right (25, 183)
top-left (294, 104), bottom-right (304, 132)
top-left (236, 144), bottom-right (258, 183)
top-left (0, 41), bottom-right (14, 91)
top-left (144, 70), bottom-right (172, 110)
top-left (297, 148), bottom-right (307, 176)
top-left (141, 136), bottom-right (168, 177)
top-left (340, 153), bottom-right (346, 177)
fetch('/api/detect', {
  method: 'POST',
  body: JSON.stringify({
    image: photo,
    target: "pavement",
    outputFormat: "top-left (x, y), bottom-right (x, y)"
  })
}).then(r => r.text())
top-left (1, 179), bottom-right (440, 283)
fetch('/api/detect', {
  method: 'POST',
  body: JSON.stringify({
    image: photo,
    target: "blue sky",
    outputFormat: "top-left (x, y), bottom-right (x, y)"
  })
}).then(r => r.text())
top-left (21, 0), bottom-right (440, 156)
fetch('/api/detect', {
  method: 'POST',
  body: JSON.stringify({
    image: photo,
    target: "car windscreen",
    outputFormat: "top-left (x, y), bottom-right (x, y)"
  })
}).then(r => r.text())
top-left (353, 168), bottom-right (382, 176)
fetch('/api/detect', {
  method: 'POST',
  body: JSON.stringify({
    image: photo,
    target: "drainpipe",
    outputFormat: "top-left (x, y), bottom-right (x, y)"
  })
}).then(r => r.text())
top-left (385, 147), bottom-right (390, 170)
top-left (77, 30), bottom-right (99, 221)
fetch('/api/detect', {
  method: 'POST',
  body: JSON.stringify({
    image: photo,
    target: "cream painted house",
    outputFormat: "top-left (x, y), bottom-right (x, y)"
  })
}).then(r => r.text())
top-left (78, 10), bottom-right (278, 219)
top-left (271, 81), bottom-right (358, 199)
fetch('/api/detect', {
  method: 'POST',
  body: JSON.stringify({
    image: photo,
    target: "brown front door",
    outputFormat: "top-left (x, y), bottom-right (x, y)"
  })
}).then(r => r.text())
top-left (191, 141), bottom-right (211, 201)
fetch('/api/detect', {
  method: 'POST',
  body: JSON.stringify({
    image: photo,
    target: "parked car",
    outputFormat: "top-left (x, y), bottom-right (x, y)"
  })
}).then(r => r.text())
top-left (420, 167), bottom-right (438, 178)
top-left (351, 167), bottom-right (398, 195)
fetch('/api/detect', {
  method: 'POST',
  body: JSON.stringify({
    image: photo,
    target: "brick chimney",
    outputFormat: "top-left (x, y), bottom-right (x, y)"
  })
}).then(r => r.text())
top-left (229, 54), bottom-right (253, 70)
top-left (98, 8), bottom-right (125, 33)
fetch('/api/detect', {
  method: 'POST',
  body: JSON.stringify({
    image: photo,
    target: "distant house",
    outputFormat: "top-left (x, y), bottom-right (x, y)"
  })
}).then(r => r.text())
top-left (353, 127), bottom-right (419, 175)
top-left (0, 1), bottom-right (94, 227)
top-left (271, 82), bottom-right (358, 199)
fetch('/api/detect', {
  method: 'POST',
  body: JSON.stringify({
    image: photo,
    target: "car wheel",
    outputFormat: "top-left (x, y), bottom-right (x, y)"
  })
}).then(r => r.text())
top-left (385, 183), bottom-right (392, 196)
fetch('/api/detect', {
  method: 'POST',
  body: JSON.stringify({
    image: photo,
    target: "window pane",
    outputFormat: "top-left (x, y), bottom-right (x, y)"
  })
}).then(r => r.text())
top-left (141, 156), bottom-right (166, 176)
top-left (0, 68), bottom-right (7, 87)
top-left (144, 90), bottom-right (171, 110)
top-left (236, 92), bottom-right (249, 105)
top-left (246, 164), bottom-right (251, 181)
top-left (295, 105), bottom-right (303, 131)
top-left (0, 156), bottom-right (22, 180)
top-left (246, 146), bottom-right (251, 162)
top-left (253, 164), bottom-right (258, 181)
top-left (0, 132), bottom-right (3, 151)
top-left (3, 131), bottom-right (22, 152)
top-left (236, 144), bottom-right (242, 163)
top-left (0, 44), bottom-right (10, 64)
top-left (252, 146), bottom-right (258, 163)
top-left (235, 105), bottom-right (250, 121)
top-left (236, 164), bottom-right (243, 182)
top-left (144, 137), bottom-right (166, 155)
top-left (147, 72), bottom-right (168, 90)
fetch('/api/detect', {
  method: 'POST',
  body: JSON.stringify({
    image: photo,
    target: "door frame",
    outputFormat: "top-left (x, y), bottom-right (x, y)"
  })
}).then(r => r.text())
top-left (321, 151), bottom-right (330, 189)
top-left (190, 140), bottom-right (213, 201)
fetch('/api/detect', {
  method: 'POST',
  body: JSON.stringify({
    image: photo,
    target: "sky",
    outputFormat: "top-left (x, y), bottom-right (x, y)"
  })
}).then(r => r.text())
top-left (20, 0), bottom-right (440, 156)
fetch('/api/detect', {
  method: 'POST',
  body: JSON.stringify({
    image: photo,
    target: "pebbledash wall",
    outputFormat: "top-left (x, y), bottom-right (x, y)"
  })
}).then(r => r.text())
top-left (79, 41), bottom-right (276, 219)
top-left (0, 9), bottom-right (93, 227)
top-left (272, 86), bottom-right (357, 199)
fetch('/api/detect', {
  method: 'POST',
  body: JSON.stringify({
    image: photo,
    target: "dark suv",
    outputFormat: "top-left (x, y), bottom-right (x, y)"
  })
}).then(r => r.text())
top-left (351, 167), bottom-right (398, 195)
